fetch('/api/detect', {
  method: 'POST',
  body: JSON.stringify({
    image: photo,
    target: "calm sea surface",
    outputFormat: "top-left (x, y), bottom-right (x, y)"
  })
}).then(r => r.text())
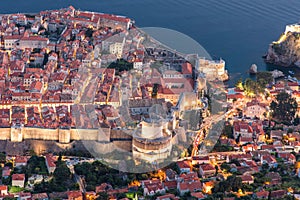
top-left (2, 0), bottom-right (300, 85)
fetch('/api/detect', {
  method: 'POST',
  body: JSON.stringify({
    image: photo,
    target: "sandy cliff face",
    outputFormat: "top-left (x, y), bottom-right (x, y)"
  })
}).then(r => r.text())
top-left (266, 32), bottom-right (300, 67)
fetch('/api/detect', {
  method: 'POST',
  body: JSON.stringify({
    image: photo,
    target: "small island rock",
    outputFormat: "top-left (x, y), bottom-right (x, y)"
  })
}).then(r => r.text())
top-left (249, 64), bottom-right (258, 74)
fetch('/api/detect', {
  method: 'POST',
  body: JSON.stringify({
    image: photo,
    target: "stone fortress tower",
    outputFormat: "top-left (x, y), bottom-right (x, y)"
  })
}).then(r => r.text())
top-left (132, 104), bottom-right (173, 164)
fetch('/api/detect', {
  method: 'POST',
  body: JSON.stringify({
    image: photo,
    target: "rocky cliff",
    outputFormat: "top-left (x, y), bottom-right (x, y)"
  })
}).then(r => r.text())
top-left (265, 32), bottom-right (300, 67)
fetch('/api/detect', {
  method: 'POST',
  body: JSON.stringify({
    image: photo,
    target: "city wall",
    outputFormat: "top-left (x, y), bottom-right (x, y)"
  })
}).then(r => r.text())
top-left (0, 127), bottom-right (111, 144)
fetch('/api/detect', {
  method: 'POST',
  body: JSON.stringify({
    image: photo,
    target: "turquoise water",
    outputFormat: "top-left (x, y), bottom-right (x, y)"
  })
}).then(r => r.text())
top-left (2, 0), bottom-right (300, 85)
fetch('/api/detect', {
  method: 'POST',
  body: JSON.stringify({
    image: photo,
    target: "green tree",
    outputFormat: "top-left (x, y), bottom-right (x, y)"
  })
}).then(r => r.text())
top-left (294, 114), bottom-right (300, 125)
top-left (239, 195), bottom-right (252, 200)
top-left (0, 152), bottom-right (6, 163)
top-left (97, 192), bottom-right (109, 200)
top-left (25, 156), bottom-right (48, 176)
top-left (213, 175), bottom-right (242, 193)
top-left (227, 175), bottom-right (242, 192)
top-left (256, 71), bottom-right (273, 86)
top-left (220, 162), bottom-right (231, 172)
top-left (74, 161), bottom-right (127, 189)
top-left (53, 161), bottom-right (71, 185)
top-left (152, 83), bottom-right (159, 98)
top-left (270, 92), bottom-right (298, 123)
top-left (222, 123), bottom-right (234, 138)
top-left (9, 186), bottom-right (23, 193)
top-left (235, 78), bottom-right (243, 90)
top-left (116, 193), bottom-right (126, 199)
top-left (3, 197), bottom-right (16, 200)
top-left (165, 162), bottom-right (180, 174)
top-left (215, 165), bottom-right (219, 175)
top-left (107, 59), bottom-right (133, 74)
top-left (243, 78), bottom-right (261, 97)
top-left (2, 176), bottom-right (11, 185)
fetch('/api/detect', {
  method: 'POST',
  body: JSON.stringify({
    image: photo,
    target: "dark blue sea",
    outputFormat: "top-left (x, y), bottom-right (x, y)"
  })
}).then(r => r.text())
top-left (2, 0), bottom-right (300, 85)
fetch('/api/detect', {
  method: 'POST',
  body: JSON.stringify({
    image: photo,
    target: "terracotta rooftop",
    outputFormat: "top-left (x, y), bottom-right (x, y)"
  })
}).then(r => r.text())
top-left (0, 185), bottom-right (7, 191)
top-left (177, 160), bottom-right (190, 169)
top-left (67, 190), bottom-right (82, 198)
top-left (15, 156), bottom-right (28, 164)
top-left (12, 173), bottom-right (25, 181)
top-left (179, 180), bottom-right (202, 192)
top-left (45, 154), bottom-right (56, 168)
top-left (200, 163), bottom-right (215, 171)
top-left (256, 190), bottom-right (269, 198)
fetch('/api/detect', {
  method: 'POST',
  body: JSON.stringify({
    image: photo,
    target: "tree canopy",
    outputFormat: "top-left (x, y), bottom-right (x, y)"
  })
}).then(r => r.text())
top-left (33, 160), bottom-right (76, 193)
top-left (23, 156), bottom-right (48, 176)
top-left (270, 92), bottom-right (298, 123)
top-left (74, 161), bottom-right (127, 189)
top-left (237, 72), bottom-right (273, 97)
top-left (243, 78), bottom-right (265, 97)
top-left (0, 152), bottom-right (6, 163)
top-left (212, 175), bottom-right (242, 193)
top-left (256, 71), bottom-right (273, 86)
top-left (53, 160), bottom-right (71, 185)
top-left (107, 59), bottom-right (133, 74)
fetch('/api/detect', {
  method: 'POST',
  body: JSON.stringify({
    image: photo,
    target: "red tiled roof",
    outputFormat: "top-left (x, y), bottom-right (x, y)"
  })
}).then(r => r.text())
top-left (239, 137), bottom-right (253, 143)
top-left (95, 183), bottom-right (113, 193)
top-left (163, 180), bottom-right (177, 189)
top-left (20, 36), bottom-right (48, 41)
top-left (32, 193), bottom-right (48, 199)
top-left (292, 90), bottom-right (300, 97)
top-left (270, 190), bottom-right (286, 198)
top-left (234, 88), bottom-right (244, 93)
top-left (156, 194), bottom-right (175, 200)
top-left (97, 13), bottom-right (130, 23)
top-left (288, 82), bottom-right (298, 87)
top-left (192, 156), bottom-right (210, 161)
top-left (256, 190), bottom-right (269, 198)
top-left (3, 35), bottom-right (22, 40)
top-left (67, 190), bottom-right (82, 198)
top-left (200, 164), bottom-right (215, 171)
top-left (177, 160), bottom-right (190, 169)
top-left (227, 93), bottom-right (244, 99)
top-left (180, 172), bottom-right (199, 182)
top-left (0, 185), bottom-right (7, 191)
top-left (191, 192), bottom-right (205, 199)
top-left (260, 144), bottom-right (275, 150)
top-left (2, 167), bottom-right (11, 177)
top-left (262, 155), bottom-right (277, 163)
top-left (18, 192), bottom-right (31, 197)
top-left (107, 188), bottom-right (128, 195)
top-left (278, 152), bottom-right (296, 161)
top-left (145, 181), bottom-right (164, 193)
top-left (12, 173), bottom-right (25, 181)
top-left (179, 180), bottom-right (202, 192)
top-left (181, 62), bottom-right (193, 75)
top-left (239, 175), bottom-right (254, 182)
top-left (45, 154), bottom-right (56, 167)
top-left (233, 121), bottom-right (253, 133)
top-left (274, 83), bottom-right (284, 89)
top-left (229, 153), bottom-right (252, 161)
top-left (15, 156), bottom-right (28, 164)
top-left (246, 100), bottom-right (266, 108)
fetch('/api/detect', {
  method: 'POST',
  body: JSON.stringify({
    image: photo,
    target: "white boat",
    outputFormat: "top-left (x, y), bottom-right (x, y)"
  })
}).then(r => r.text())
top-left (289, 70), bottom-right (295, 75)
top-left (288, 75), bottom-right (298, 82)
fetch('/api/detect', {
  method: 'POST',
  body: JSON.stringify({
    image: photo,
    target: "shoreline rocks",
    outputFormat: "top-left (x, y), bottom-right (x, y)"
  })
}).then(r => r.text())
top-left (271, 69), bottom-right (284, 79)
top-left (265, 32), bottom-right (300, 67)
